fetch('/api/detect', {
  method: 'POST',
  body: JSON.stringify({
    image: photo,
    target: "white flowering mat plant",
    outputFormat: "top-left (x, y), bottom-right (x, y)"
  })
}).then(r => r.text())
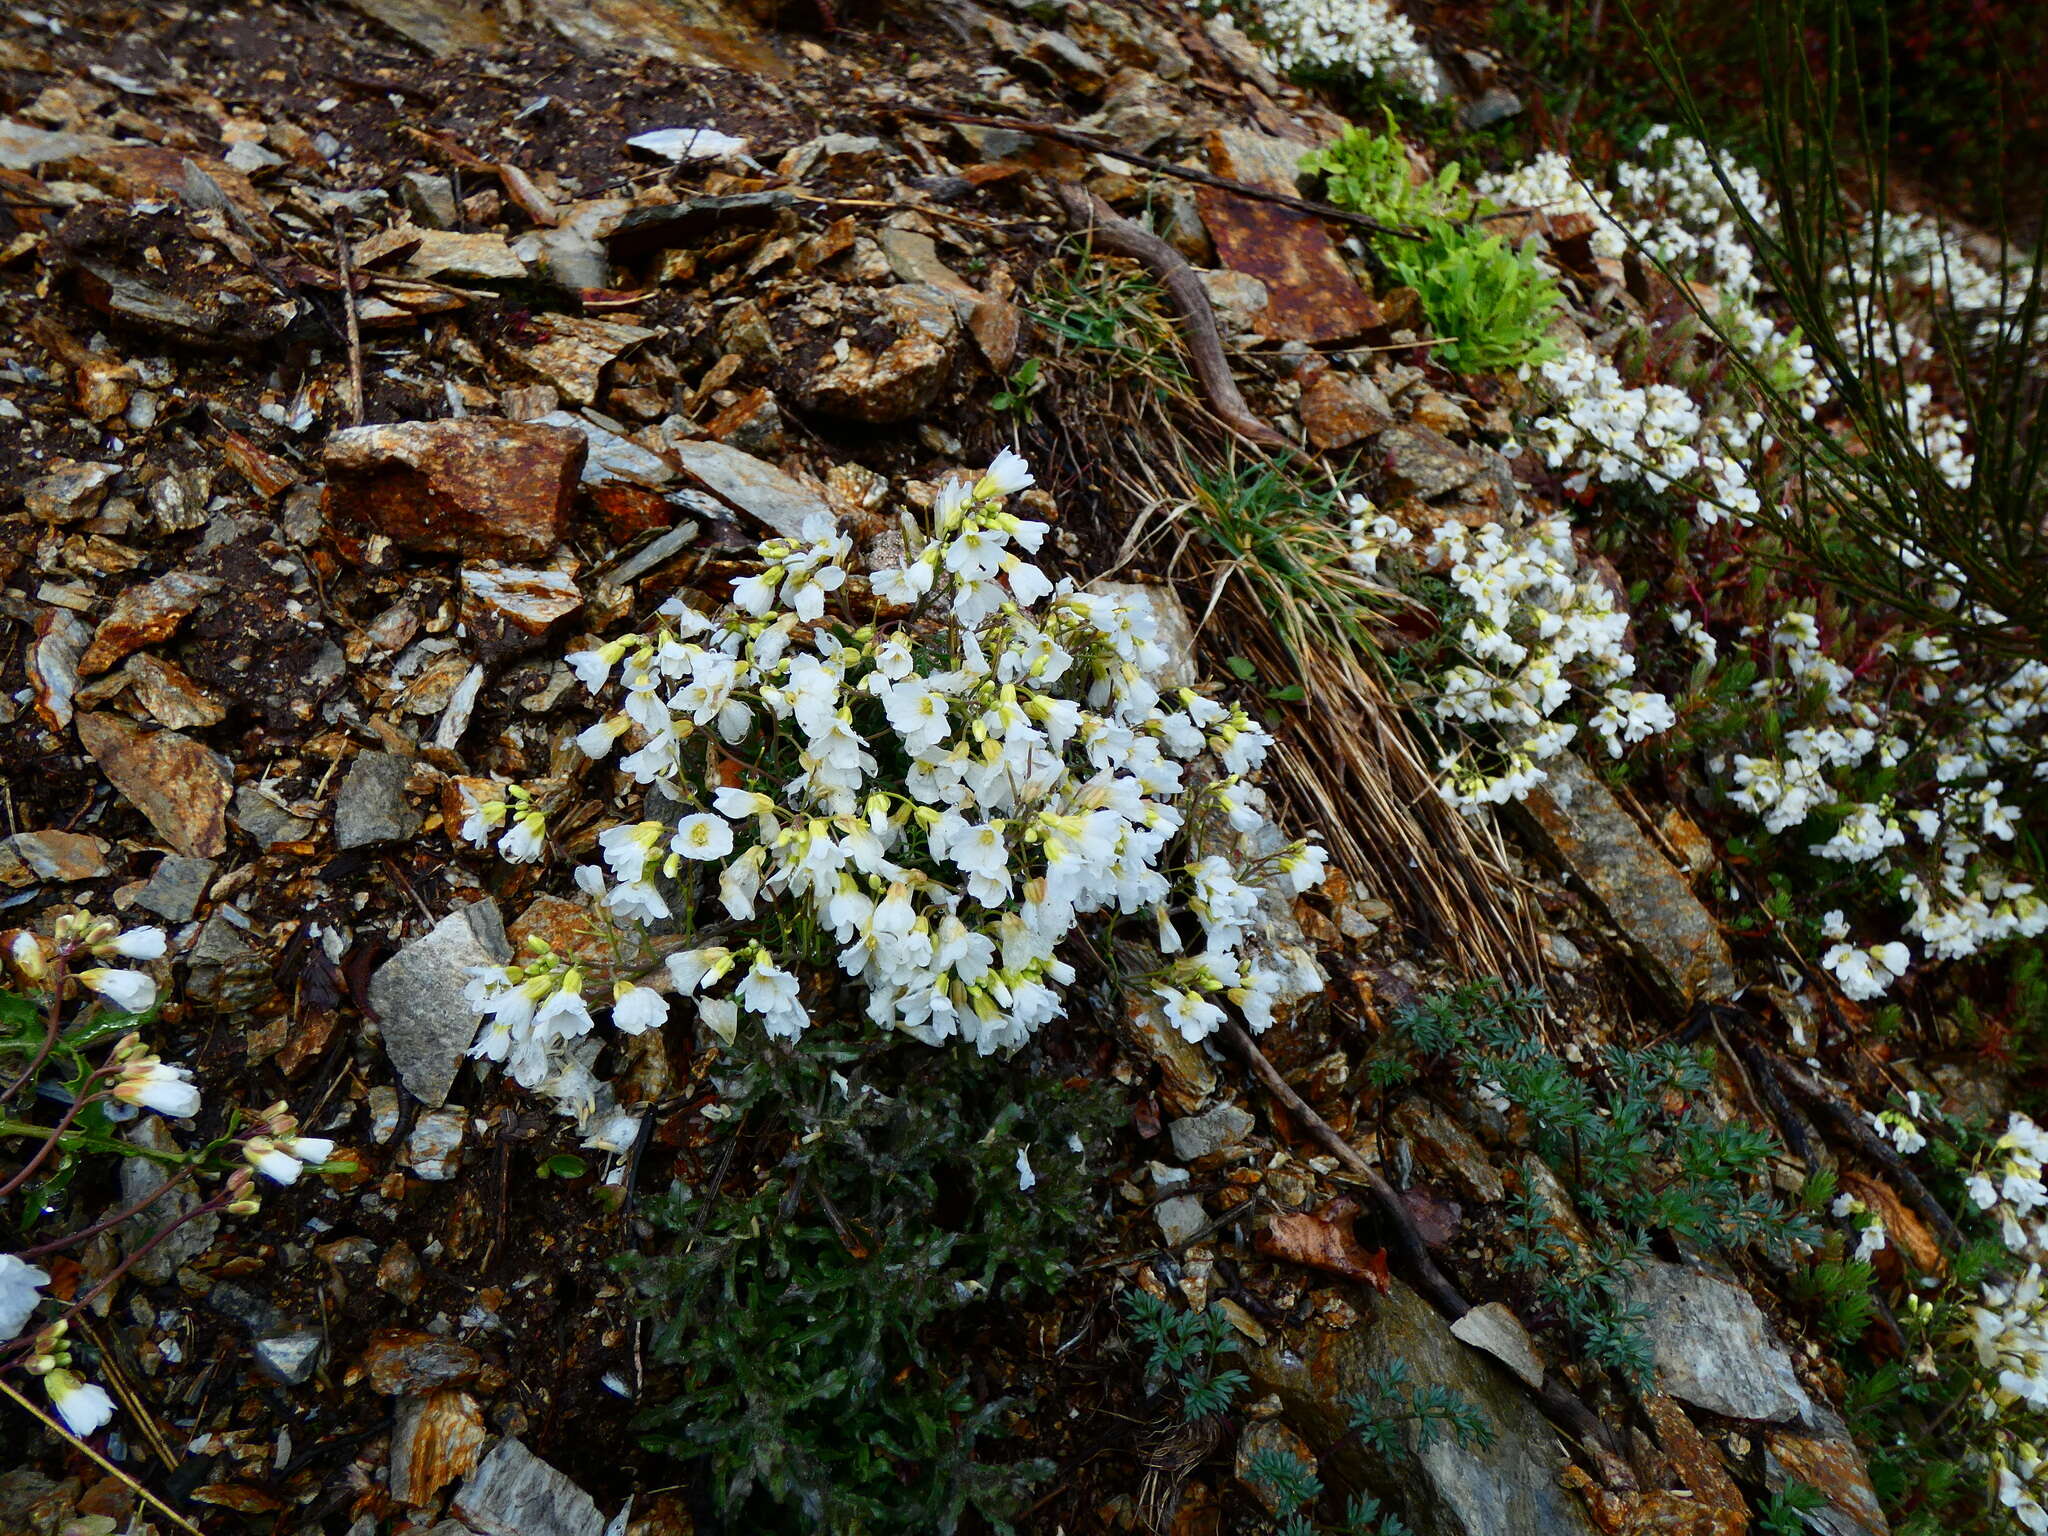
top-left (457, 452), bottom-right (1327, 1149)
top-left (2, 912), bottom-right (346, 1436)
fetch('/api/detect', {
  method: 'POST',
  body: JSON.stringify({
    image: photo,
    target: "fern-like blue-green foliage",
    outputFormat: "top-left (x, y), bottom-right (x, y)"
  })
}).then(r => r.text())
top-left (1393, 982), bottom-right (1817, 1390)
top-left (1123, 1289), bottom-right (1249, 1421)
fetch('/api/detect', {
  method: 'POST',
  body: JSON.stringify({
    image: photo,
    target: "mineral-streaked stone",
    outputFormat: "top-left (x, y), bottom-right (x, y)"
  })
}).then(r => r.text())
top-left (797, 285), bottom-right (959, 424)
top-left (8, 830), bottom-right (110, 882)
top-left (453, 1438), bottom-right (607, 1536)
top-left (325, 419), bottom-right (585, 559)
top-left (335, 751), bottom-right (423, 849)
top-left (29, 609), bottom-right (92, 730)
top-left (1625, 1260), bottom-right (1811, 1424)
top-left (1254, 1279), bottom-right (1602, 1536)
top-left (135, 854), bottom-right (215, 922)
top-left (1168, 1101), bottom-right (1255, 1161)
top-left (79, 573), bottom-right (218, 679)
top-left (1377, 425), bottom-right (1489, 500)
top-left (672, 440), bottom-right (832, 539)
top-left (76, 712), bottom-right (232, 857)
top-left (460, 564), bottom-right (583, 657)
top-left (1519, 751), bottom-right (1738, 1006)
top-left (391, 1389), bottom-right (487, 1506)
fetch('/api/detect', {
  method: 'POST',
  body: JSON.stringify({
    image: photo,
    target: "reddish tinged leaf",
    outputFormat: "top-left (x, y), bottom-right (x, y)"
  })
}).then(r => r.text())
top-left (1399, 1187), bottom-right (1463, 1248)
top-left (1256, 1197), bottom-right (1390, 1289)
top-left (1133, 1095), bottom-right (1162, 1139)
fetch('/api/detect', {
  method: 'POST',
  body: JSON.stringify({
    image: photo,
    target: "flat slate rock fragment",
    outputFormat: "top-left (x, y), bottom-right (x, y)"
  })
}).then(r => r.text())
top-left (135, 855), bottom-right (216, 922)
top-left (1254, 1279), bottom-right (1602, 1536)
top-left (324, 419), bottom-right (585, 559)
top-left (76, 712), bottom-right (232, 858)
top-left (453, 1437), bottom-right (607, 1536)
top-left (335, 751), bottom-right (424, 849)
top-left (1198, 128), bottom-right (1380, 344)
top-left (366, 902), bottom-right (511, 1107)
top-left (1625, 1259), bottom-right (1811, 1424)
top-left (1519, 751), bottom-right (1738, 1006)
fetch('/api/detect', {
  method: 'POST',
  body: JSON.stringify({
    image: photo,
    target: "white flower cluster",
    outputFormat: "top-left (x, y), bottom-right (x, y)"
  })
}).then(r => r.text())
top-left (1343, 496), bottom-right (1413, 575)
top-left (1829, 210), bottom-right (2044, 352)
top-left (1420, 516), bottom-right (1672, 809)
top-left (1525, 344), bottom-right (1766, 525)
top-left (1711, 614), bottom-right (2047, 1001)
top-left (1959, 1114), bottom-right (2048, 1525)
top-left (1246, 0), bottom-right (1443, 100)
top-left (1482, 132), bottom-right (1835, 450)
top-left (460, 452), bottom-right (1326, 1141)
top-left (1611, 125), bottom-right (1773, 299)
top-left (1903, 381), bottom-right (1974, 491)
top-left (1471, 151), bottom-right (1629, 260)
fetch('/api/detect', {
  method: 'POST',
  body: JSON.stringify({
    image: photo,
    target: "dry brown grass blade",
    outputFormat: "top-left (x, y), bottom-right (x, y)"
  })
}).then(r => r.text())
top-left (1231, 604), bottom-right (1545, 984)
top-left (0, 1376), bottom-right (207, 1536)
top-left (1021, 244), bottom-right (1544, 982)
top-left (1134, 455), bottom-right (1545, 985)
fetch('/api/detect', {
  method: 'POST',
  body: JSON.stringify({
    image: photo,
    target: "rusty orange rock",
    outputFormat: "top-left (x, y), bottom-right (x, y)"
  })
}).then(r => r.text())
top-left (78, 569), bottom-right (219, 678)
top-left (75, 712), bottom-right (232, 857)
top-left (324, 419), bottom-right (585, 559)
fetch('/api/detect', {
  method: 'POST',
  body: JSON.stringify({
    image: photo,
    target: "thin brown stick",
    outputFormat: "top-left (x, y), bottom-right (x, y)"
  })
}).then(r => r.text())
top-left (904, 107), bottom-right (1424, 241)
top-left (1051, 183), bottom-right (1289, 449)
top-left (16, 1167), bottom-right (196, 1258)
top-left (0, 1377), bottom-right (207, 1536)
top-left (334, 214), bottom-right (365, 427)
top-left (1768, 1054), bottom-right (1965, 1252)
top-left (1218, 1020), bottom-right (1631, 1476)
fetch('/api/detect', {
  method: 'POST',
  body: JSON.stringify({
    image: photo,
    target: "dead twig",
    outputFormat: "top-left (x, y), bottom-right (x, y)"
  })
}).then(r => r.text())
top-left (903, 106), bottom-right (1425, 241)
top-left (1768, 1053), bottom-right (1966, 1253)
top-left (0, 1376), bottom-right (207, 1536)
top-left (1218, 1020), bottom-right (1632, 1478)
top-left (333, 214), bottom-right (365, 427)
top-left (1050, 183), bottom-right (1289, 449)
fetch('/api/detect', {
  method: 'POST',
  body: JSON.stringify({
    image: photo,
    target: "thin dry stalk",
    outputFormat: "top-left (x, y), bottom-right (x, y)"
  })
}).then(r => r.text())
top-left (0, 1376), bottom-right (208, 1536)
top-left (1147, 455), bottom-right (1546, 984)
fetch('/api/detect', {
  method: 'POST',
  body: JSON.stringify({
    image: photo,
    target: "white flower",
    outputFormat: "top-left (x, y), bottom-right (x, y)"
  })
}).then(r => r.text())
top-left (500, 814), bottom-right (547, 864)
top-left (1279, 842), bottom-right (1329, 894)
top-left (698, 996), bottom-right (740, 1045)
top-left (976, 447), bottom-right (1035, 499)
top-left (78, 968), bottom-right (156, 1014)
top-left (241, 1131), bottom-right (334, 1184)
top-left (626, 126), bottom-right (748, 161)
top-left (612, 983), bottom-right (667, 1035)
top-left (113, 1058), bottom-right (201, 1118)
top-left (45, 1370), bottom-right (115, 1436)
top-left (668, 947), bottom-right (735, 995)
top-left (1822, 940), bottom-right (1911, 1001)
top-left (0, 1254), bottom-right (48, 1341)
top-left (1015, 1145), bottom-right (1036, 1191)
top-left (671, 813), bottom-right (735, 861)
top-left (105, 927), bottom-right (167, 961)
top-left (737, 954), bottom-right (808, 1040)
top-left (1156, 985), bottom-right (1225, 1043)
